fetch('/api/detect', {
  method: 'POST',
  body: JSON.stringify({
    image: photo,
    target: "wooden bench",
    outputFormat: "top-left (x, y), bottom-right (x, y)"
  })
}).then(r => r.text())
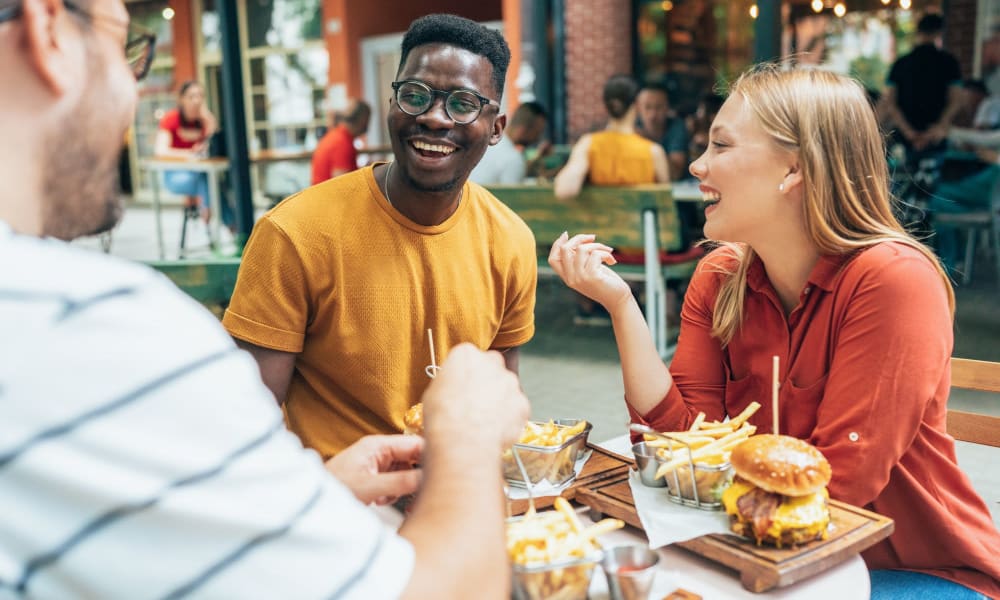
top-left (949, 357), bottom-right (1000, 448)
top-left (147, 257), bottom-right (241, 307)
top-left (486, 183), bottom-right (702, 357)
top-left (146, 184), bottom-right (704, 356)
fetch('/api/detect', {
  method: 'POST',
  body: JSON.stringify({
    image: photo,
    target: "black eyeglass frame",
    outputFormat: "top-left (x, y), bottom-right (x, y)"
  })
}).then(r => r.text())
top-left (0, 0), bottom-right (156, 81)
top-left (391, 79), bottom-right (500, 125)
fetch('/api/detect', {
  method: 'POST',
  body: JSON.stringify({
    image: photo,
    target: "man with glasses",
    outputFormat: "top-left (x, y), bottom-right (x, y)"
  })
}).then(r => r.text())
top-left (1, 1), bottom-right (530, 597)
top-left (224, 14), bottom-right (538, 459)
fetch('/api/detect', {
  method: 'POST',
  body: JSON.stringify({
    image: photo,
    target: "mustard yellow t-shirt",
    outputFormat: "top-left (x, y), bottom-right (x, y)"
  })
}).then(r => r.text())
top-left (587, 131), bottom-right (657, 185)
top-left (223, 165), bottom-right (537, 457)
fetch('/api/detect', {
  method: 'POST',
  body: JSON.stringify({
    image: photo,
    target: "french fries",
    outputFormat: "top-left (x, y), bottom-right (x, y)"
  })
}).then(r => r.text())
top-left (503, 420), bottom-right (590, 487)
top-left (518, 419), bottom-right (588, 447)
top-left (646, 402), bottom-right (761, 483)
top-left (507, 497), bottom-right (624, 600)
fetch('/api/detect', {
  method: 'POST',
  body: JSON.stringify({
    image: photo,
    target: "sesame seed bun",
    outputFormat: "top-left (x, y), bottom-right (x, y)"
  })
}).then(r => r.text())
top-left (729, 434), bottom-right (831, 497)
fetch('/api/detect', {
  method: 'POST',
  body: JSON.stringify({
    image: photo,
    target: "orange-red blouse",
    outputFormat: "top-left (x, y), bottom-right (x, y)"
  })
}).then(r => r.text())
top-left (631, 243), bottom-right (1000, 597)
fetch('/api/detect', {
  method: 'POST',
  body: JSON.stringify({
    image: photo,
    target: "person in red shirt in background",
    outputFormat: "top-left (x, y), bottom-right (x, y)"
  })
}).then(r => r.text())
top-left (548, 66), bottom-right (1000, 599)
top-left (154, 81), bottom-right (224, 226)
top-left (311, 99), bottom-right (371, 185)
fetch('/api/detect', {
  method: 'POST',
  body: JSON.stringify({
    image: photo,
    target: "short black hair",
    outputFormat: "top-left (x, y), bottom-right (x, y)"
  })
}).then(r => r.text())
top-left (603, 74), bottom-right (640, 119)
top-left (510, 101), bottom-right (548, 128)
top-left (963, 79), bottom-right (988, 96)
top-left (917, 13), bottom-right (944, 35)
top-left (399, 14), bottom-right (511, 99)
top-left (639, 81), bottom-right (671, 100)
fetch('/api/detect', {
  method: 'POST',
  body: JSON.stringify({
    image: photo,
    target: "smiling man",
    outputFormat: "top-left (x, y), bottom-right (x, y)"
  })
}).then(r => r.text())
top-left (224, 14), bottom-right (538, 458)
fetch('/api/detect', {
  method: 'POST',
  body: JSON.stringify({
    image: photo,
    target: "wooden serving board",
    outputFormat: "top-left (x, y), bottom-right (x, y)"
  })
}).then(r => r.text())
top-left (508, 444), bottom-right (631, 515)
top-left (575, 469), bottom-right (894, 593)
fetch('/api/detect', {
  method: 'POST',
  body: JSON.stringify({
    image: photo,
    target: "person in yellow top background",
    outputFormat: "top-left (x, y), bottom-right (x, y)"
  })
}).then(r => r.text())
top-left (222, 14), bottom-right (537, 458)
top-left (554, 74), bottom-right (670, 199)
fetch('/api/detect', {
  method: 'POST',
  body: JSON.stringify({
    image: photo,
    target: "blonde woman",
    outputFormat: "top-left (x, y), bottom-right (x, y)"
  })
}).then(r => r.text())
top-left (549, 67), bottom-right (1000, 598)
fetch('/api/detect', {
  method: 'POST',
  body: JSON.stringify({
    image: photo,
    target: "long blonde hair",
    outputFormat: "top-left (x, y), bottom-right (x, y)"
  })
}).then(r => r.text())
top-left (709, 66), bottom-right (955, 345)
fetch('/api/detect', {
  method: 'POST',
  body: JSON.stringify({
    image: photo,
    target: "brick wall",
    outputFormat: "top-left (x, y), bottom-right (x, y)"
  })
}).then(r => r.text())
top-left (564, 0), bottom-right (633, 141)
top-left (944, 0), bottom-right (977, 77)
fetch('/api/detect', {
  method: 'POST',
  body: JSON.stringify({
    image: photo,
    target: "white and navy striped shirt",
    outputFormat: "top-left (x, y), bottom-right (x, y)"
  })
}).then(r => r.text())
top-left (0, 222), bottom-right (413, 599)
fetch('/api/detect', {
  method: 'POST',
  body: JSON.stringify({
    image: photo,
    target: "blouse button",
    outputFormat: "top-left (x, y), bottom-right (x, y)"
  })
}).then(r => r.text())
top-left (848, 432), bottom-right (860, 442)
top-left (803, 286), bottom-right (811, 294)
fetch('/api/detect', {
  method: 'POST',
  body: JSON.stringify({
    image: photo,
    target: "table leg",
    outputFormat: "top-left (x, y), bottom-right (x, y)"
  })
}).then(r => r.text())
top-left (151, 170), bottom-right (165, 260)
top-left (207, 169), bottom-right (221, 251)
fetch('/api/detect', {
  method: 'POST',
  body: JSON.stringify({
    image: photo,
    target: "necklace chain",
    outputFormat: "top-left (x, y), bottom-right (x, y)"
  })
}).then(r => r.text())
top-left (385, 161), bottom-right (394, 208)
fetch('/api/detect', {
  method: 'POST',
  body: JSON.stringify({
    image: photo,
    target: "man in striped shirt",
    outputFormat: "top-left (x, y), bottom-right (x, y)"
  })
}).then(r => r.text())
top-left (0, 1), bottom-right (530, 598)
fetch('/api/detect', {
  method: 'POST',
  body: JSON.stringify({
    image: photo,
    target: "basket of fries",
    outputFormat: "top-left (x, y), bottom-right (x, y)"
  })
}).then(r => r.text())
top-left (503, 420), bottom-right (590, 488)
top-left (644, 402), bottom-right (760, 510)
top-left (507, 498), bottom-right (624, 600)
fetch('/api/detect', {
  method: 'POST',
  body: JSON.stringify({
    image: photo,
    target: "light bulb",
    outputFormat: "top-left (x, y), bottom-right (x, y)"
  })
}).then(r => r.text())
top-left (661, 0), bottom-right (674, 11)
top-left (899, 0), bottom-right (911, 9)
top-left (811, 0), bottom-right (824, 12)
top-left (750, 3), bottom-right (759, 18)
top-left (162, 7), bottom-right (175, 20)
top-left (833, 2), bottom-right (846, 17)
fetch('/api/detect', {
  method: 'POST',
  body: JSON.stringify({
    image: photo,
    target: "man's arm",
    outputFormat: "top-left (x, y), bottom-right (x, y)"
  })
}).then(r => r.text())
top-left (651, 144), bottom-right (671, 183)
top-left (554, 135), bottom-right (592, 199)
top-left (881, 86), bottom-right (921, 147)
top-left (234, 338), bottom-right (297, 405)
top-left (502, 346), bottom-right (519, 374)
top-left (398, 345), bottom-right (529, 600)
top-left (927, 84), bottom-right (966, 143)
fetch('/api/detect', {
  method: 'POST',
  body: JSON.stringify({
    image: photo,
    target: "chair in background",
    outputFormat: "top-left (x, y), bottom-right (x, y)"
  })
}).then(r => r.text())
top-left (948, 357), bottom-right (1000, 447)
top-left (932, 163), bottom-right (1000, 285)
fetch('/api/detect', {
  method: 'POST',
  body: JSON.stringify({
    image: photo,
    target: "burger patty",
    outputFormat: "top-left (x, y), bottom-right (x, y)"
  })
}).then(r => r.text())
top-left (735, 487), bottom-right (781, 540)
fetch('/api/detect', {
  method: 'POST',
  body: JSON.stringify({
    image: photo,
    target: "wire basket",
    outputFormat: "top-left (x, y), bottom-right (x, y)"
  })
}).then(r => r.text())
top-left (655, 434), bottom-right (733, 511)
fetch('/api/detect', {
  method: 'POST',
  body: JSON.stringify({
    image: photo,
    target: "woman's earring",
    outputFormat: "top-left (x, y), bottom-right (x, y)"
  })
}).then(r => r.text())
top-left (778, 182), bottom-right (785, 192)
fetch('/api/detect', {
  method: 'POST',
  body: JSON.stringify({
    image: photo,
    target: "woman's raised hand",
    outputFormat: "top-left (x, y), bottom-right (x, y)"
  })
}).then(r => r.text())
top-left (548, 232), bottom-right (633, 313)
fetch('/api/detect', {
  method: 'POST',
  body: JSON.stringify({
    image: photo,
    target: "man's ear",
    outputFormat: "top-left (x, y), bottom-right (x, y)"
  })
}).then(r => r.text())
top-left (490, 113), bottom-right (506, 146)
top-left (22, 0), bottom-right (77, 96)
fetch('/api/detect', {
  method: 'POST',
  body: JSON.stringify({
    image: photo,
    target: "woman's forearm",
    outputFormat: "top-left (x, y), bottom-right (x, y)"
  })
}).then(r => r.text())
top-left (608, 294), bottom-right (673, 416)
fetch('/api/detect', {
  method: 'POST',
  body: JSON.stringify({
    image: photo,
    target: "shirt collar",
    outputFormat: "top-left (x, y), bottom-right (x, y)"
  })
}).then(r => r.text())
top-left (747, 251), bottom-right (855, 294)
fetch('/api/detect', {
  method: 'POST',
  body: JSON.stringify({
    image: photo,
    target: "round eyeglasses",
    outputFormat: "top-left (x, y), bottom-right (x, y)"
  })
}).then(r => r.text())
top-left (391, 80), bottom-right (500, 125)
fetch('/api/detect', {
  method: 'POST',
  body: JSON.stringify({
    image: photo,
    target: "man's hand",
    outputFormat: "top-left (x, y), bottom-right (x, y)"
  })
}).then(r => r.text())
top-left (325, 435), bottom-right (424, 505)
top-left (548, 232), bottom-right (632, 314)
top-left (421, 343), bottom-right (529, 451)
top-left (975, 147), bottom-right (1000, 165)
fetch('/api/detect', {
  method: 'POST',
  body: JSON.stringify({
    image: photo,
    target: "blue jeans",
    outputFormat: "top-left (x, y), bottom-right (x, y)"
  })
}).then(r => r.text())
top-left (163, 170), bottom-right (234, 228)
top-left (870, 570), bottom-right (988, 599)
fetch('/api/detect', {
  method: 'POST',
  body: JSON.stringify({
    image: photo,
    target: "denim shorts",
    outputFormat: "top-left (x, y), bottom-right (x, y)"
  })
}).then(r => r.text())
top-left (870, 570), bottom-right (989, 600)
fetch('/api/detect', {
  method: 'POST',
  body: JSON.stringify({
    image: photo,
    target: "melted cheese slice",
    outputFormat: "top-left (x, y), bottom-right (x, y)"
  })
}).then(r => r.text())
top-left (722, 482), bottom-right (831, 542)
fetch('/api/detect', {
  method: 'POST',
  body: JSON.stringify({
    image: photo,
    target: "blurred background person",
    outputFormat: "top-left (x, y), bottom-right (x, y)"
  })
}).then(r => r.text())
top-left (635, 82), bottom-right (689, 181)
top-left (882, 13), bottom-right (963, 155)
top-left (153, 81), bottom-right (231, 229)
top-left (555, 74), bottom-right (669, 199)
top-left (470, 101), bottom-right (548, 185)
top-left (311, 98), bottom-right (371, 185)
top-left (555, 74), bottom-right (670, 325)
top-left (686, 93), bottom-right (726, 174)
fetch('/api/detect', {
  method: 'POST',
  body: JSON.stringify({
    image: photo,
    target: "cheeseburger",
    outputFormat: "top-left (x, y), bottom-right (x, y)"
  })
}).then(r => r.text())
top-left (403, 403), bottom-right (423, 435)
top-left (721, 434), bottom-right (832, 547)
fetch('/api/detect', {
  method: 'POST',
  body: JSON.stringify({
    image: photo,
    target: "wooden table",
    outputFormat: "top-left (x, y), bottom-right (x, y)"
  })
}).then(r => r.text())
top-left (142, 157), bottom-right (230, 259)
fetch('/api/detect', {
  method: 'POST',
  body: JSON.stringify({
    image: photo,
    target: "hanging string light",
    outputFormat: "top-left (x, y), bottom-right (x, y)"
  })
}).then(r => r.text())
top-left (750, 3), bottom-right (759, 18)
top-left (833, 2), bottom-right (846, 17)
top-left (900, 0), bottom-right (911, 9)
top-left (811, 0), bottom-right (824, 12)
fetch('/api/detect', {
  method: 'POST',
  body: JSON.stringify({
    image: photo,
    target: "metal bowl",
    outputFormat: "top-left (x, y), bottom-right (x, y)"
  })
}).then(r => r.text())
top-left (503, 420), bottom-right (591, 487)
top-left (511, 552), bottom-right (602, 600)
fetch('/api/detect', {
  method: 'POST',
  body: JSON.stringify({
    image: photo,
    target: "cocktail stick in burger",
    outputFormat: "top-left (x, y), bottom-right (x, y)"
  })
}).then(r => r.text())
top-left (722, 434), bottom-right (832, 547)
